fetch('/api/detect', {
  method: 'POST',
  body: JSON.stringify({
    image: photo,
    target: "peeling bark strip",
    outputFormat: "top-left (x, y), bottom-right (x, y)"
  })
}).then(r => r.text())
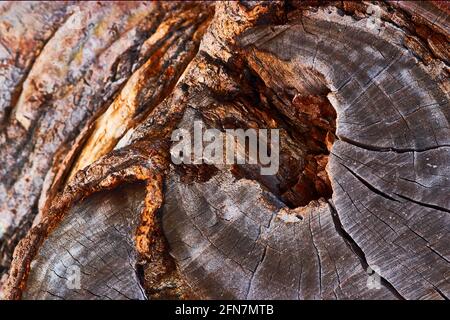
top-left (0, 1), bottom-right (213, 286)
top-left (1, 1), bottom-right (449, 300)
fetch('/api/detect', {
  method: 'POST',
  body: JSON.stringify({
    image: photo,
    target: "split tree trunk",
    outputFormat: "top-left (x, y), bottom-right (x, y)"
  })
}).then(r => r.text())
top-left (0, 1), bottom-right (449, 300)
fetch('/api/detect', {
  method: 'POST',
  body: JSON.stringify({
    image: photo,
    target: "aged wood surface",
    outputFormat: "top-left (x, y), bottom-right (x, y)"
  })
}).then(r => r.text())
top-left (0, 1), bottom-right (212, 291)
top-left (0, 1), bottom-right (449, 300)
top-left (23, 183), bottom-right (148, 300)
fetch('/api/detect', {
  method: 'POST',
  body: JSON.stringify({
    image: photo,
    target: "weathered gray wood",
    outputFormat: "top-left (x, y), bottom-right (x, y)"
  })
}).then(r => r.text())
top-left (1, 1), bottom-right (449, 300)
top-left (23, 184), bottom-right (147, 300)
top-left (0, 1), bottom-right (73, 279)
top-left (0, 1), bottom-right (163, 276)
top-left (237, 5), bottom-right (450, 299)
top-left (0, 1), bottom-right (212, 287)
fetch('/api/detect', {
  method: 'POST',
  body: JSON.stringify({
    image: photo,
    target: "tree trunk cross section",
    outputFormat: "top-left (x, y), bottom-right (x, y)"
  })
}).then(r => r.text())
top-left (0, 1), bottom-right (448, 300)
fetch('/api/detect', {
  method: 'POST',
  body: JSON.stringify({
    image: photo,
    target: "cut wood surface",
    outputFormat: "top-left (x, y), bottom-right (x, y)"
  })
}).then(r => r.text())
top-left (23, 184), bottom-right (148, 300)
top-left (0, 1), bottom-right (449, 300)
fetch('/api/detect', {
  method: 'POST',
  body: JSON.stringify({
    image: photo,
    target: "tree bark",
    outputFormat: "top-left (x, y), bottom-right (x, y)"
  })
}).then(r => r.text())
top-left (0, 1), bottom-right (449, 300)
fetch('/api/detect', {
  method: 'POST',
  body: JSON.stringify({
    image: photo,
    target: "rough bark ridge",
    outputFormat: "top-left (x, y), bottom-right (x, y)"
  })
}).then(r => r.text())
top-left (1, 1), bottom-right (449, 300)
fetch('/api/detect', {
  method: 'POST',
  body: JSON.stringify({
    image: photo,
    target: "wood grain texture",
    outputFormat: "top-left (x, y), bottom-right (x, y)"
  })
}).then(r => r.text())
top-left (159, 2), bottom-right (449, 299)
top-left (0, 1), bottom-right (72, 126)
top-left (1, 1), bottom-right (449, 300)
top-left (0, 1), bottom-right (74, 275)
top-left (329, 141), bottom-right (450, 299)
top-left (1, 1), bottom-right (163, 273)
top-left (0, 1), bottom-right (213, 286)
top-left (237, 4), bottom-right (450, 299)
top-left (162, 169), bottom-right (398, 299)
